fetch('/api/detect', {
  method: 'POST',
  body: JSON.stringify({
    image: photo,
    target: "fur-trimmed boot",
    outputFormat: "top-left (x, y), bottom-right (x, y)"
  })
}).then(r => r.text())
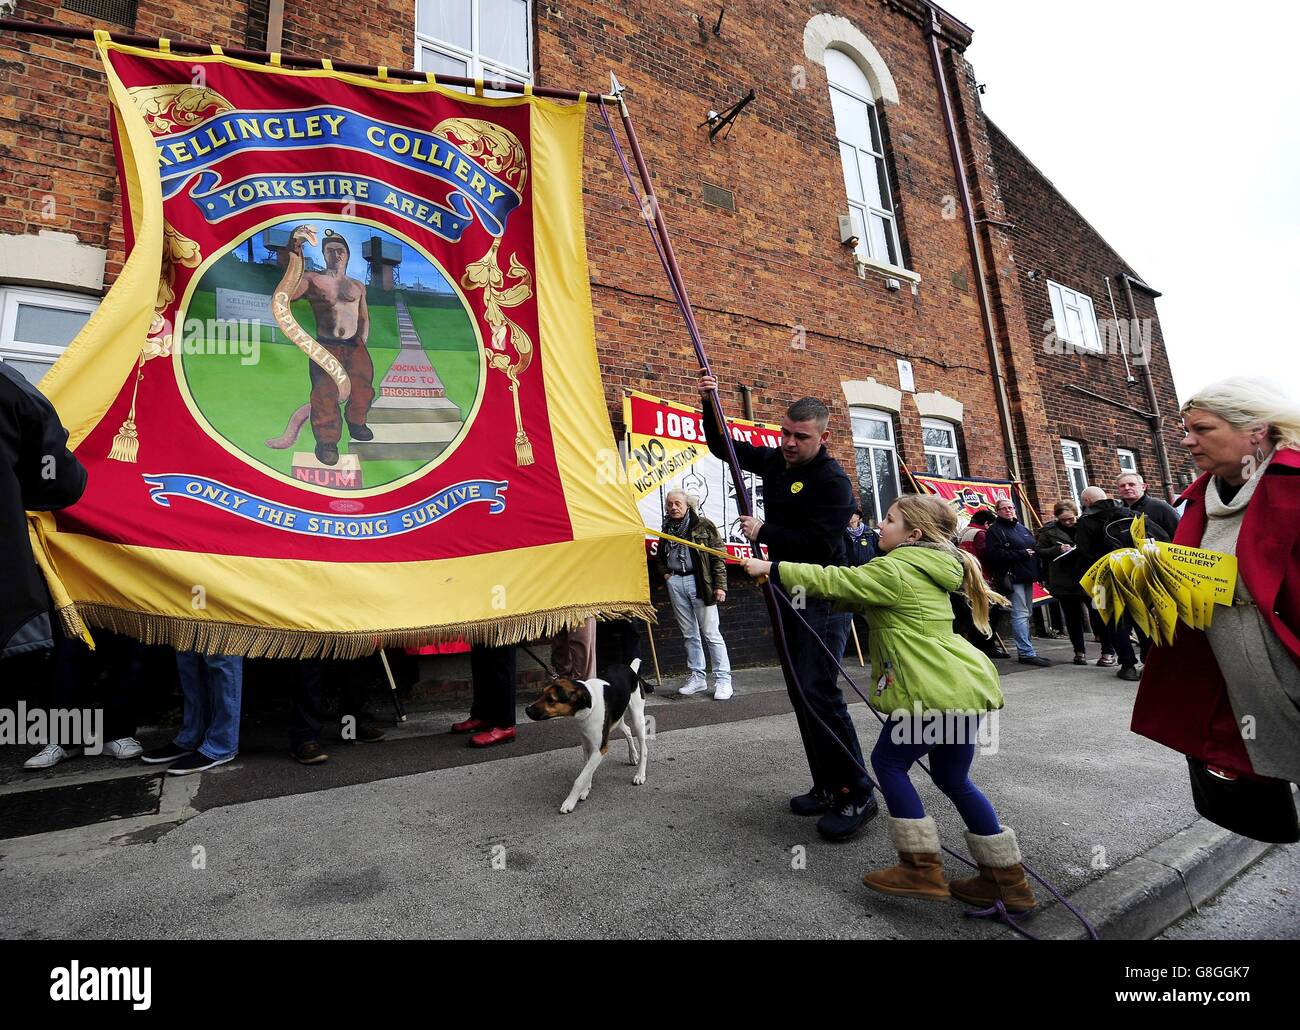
top-left (948, 826), bottom-right (1037, 913)
top-left (861, 816), bottom-right (950, 900)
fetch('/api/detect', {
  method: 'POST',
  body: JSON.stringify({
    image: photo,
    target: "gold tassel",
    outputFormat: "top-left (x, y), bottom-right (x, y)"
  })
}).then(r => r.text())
top-left (109, 357), bottom-right (146, 463)
top-left (515, 431), bottom-right (534, 466)
top-left (108, 417), bottom-right (140, 463)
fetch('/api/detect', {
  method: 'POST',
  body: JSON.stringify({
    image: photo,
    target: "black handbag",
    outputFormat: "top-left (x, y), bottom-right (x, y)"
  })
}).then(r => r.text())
top-left (1186, 757), bottom-right (1300, 844)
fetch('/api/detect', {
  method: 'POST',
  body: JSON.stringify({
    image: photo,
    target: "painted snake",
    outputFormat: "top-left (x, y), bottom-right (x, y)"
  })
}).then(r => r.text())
top-left (265, 224), bottom-right (351, 449)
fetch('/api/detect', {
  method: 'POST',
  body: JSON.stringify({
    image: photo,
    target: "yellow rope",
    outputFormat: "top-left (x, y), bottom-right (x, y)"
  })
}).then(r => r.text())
top-left (645, 526), bottom-right (744, 564)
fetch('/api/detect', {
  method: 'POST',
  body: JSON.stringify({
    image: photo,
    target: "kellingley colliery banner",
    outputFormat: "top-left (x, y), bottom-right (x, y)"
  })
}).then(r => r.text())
top-left (29, 37), bottom-right (650, 656)
top-left (623, 389), bottom-right (775, 558)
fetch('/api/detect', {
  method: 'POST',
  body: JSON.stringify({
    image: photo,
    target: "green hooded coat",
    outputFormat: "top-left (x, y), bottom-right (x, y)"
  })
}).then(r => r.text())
top-left (775, 544), bottom-right (1004, 715)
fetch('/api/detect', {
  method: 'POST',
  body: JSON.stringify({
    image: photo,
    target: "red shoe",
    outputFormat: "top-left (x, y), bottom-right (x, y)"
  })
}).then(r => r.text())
top-left (451, 717), bottom-right (491, 734)
top-left (468, 726), bottom-right (516, 748)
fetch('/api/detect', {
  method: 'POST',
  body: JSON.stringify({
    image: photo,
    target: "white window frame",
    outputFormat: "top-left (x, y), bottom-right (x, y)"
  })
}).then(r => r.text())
top-left (851, 407), bottom-right (902, 525)
top-left (0, 286), bottom-right (98, 383)
top-left (1047, 279), bottom-right (1102, 353)
top-left (1117, 448), bottom-right (1138, 476)
top-left (826, 49), bottom-right (905, 271)
top-left (1061, 438), bottom-right (1088, 508)
top-left (415, 1), bottom-right (533, 95)
top-left (921, 417), bottom-right (962, 478)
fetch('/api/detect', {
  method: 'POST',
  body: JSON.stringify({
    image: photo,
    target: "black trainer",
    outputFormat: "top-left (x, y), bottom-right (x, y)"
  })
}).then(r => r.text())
top-left (1117, 664), bottom-right (1141, 682)
top-left (340, 717), bottom-right (386, 743)
top-left (1018, 654), bottom-right (1052, 667)
top-left (291, 740), bottom-right (330, 765)
top-left (140, 742), bottom-right (193, 764)
top-left (816, 791), bottom-right (879, 842)
top-left (166, 751), bottom-right (234, 776)
top-left (790, 786), bottom-right (833, 816)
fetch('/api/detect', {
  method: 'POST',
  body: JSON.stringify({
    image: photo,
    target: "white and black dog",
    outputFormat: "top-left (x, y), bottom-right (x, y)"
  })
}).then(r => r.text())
top-left (524, 659), bottom-right (650, 813)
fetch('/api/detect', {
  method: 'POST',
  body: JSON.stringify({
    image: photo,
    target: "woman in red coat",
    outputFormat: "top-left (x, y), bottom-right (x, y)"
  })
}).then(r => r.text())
top-left (1132, 378), bottom-right (1300, 794)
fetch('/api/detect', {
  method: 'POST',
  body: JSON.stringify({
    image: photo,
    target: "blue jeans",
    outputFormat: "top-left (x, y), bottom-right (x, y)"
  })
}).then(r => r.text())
top-left (870, 716), bottom-right (1000, 835)
top-left (1008, 582), bottom-right (1036, 657)
top-left (175, 652), bottom-right (243, 760)
top-left (665, 574), bottom-right (731, 685)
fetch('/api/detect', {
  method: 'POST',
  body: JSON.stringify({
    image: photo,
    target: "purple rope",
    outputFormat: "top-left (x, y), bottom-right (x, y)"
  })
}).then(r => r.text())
top-left (597, 100), bottom-right (1096, 941)
top-left (766, 582), bottom-right (1100, 940)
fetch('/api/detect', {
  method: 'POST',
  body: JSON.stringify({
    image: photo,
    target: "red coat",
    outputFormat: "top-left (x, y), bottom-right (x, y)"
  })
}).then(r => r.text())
top-left (1131, 447), bottom-right (1300, 776)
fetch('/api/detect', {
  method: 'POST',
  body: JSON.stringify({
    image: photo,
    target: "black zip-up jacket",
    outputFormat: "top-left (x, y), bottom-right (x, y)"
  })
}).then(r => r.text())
top-left (1, 364), bottom-right (87, 658)
top-left (984, 516), bottom-right (1042, 585)
top-left (702, 402), bottom-right (852, 565)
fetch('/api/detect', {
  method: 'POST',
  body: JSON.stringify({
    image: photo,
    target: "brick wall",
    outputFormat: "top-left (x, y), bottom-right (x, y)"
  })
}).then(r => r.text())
top-left (0, 1), bottom-right (1189, 674)
top-left (986, 120), bottom-right (1195, 505)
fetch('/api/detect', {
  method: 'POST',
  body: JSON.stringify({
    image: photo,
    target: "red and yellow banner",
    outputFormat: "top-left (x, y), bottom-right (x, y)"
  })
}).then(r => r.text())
top-left (910, 474), bottom-right (1015, 525)
top-left (29, 38), bottom-right (649, 656)
top-left (912, 473), bottom-right (1050, 602)
top-left (622, 389), bottom-right (777, 558)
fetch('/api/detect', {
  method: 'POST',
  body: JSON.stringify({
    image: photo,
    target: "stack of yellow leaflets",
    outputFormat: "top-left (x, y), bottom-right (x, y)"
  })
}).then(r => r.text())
top-left (1079, 515), bottom-right (1238, 646)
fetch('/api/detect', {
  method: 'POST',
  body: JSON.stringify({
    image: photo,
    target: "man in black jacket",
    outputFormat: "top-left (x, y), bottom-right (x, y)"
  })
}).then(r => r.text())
top-left (699, 371), bottom-right (876, 842)
top-left (0, 364), bottom-right (86, 659)
top-left (984, 497), bottom-right (1050, 667)
top-left (1116, 472), bottom-right (1180, 542)
top-left (1075, 485), bottom-right (1150, 679)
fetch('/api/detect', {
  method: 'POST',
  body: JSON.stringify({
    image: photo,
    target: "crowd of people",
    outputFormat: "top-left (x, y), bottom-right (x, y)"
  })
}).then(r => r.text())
top-left (4, 350), bottom-right (1299, 906)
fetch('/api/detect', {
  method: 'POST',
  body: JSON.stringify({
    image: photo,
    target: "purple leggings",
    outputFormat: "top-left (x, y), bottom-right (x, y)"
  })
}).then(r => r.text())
top-left (869, 716), bottom-right (1001, 835)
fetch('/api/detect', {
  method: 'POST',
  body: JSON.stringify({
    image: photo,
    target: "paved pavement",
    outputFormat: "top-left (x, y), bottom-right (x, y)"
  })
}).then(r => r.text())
top-left (1158, 845), bottom-right (1300, 940)
top-left (0, 637), bottom-right (1293, 939)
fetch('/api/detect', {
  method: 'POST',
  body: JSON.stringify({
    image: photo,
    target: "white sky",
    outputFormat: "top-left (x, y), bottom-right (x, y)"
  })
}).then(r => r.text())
top-left (957, 0), bottom-right (1300, 402)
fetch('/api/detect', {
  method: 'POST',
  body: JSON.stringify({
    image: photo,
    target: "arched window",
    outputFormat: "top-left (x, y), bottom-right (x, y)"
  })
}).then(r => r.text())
top-left (826, 48), bottom-right (902, 269)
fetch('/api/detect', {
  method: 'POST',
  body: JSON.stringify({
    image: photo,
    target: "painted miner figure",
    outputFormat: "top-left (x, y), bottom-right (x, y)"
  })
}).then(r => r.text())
top-left (287, 228), bottom-right (376, 466)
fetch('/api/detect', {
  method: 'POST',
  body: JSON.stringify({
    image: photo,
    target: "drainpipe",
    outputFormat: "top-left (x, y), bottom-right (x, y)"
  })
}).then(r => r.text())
top-left (1120, 273), bottom-right (1175, 502)
top-left (738, 384), bottom-right (754, 421)
top-left (921, 9), bottom-right (1023, 484)
top-left (267, 0), bottom-right (284, 52)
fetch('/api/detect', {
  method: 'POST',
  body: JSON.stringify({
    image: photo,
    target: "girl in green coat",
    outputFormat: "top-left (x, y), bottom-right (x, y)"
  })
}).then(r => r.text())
top-left (743, 494), bottom-right (1036, 912)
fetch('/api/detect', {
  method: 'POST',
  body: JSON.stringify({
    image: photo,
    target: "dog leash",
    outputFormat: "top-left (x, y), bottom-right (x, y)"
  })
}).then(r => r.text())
top-left (517, 642), bottom-right (656, 695)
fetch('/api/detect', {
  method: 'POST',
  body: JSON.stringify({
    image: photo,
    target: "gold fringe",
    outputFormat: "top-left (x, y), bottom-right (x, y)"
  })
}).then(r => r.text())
top-left (515, 432), bottom-right (534, 466)
top-left (74, 602), bottom-right (657, 661)
top-left (108, 417), bottom-right (140, 463)
top-left (56, 602), bottom-right (92, 645)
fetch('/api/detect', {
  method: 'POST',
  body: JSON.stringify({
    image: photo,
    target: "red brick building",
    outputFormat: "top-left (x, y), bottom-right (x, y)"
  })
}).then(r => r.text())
top-left (0, 1), bottom-right (1191, 672)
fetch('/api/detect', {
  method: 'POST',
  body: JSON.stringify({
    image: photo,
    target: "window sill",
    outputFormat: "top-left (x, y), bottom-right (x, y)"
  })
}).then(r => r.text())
top-left (856, 257), bottom-right (921, 285)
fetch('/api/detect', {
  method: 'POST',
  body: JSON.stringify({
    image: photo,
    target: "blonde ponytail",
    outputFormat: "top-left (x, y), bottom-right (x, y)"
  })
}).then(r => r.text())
top-left (955, 546), bottom-right (1006, 637)
top-left (891, 494), bottom-right (1007, 636)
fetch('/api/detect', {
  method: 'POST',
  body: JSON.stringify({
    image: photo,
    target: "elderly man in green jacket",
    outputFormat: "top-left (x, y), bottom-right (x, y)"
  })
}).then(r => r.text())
top-left (656, 489), bottom-right (733, 699)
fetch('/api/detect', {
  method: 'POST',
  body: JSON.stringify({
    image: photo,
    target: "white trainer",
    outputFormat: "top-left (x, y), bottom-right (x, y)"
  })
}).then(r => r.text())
top-left (713, 684), bottom-right (734, 701)
top-left (102, 737), bottom-right (144, 760)
top-left (22, 743), bottom-right (82, 770)
top-left (678, 675), bottom-right (709, 696)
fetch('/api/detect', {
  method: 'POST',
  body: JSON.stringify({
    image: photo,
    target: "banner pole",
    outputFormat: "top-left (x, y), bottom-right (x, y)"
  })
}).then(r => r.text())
top-left (644, 619), bottom-right (664, 690)
top-left (378, 648), bottom-right (407, 723)
top-left (607, 86), bottom-right (804, 698)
